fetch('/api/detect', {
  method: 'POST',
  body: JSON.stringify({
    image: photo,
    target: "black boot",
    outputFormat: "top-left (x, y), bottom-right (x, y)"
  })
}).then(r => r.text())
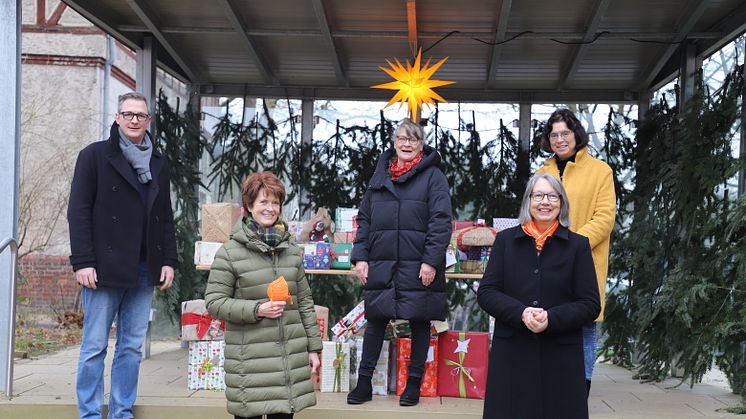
top-left (399, 375), bottom-right (422, 407)
top-left (586, 379), bottom-right (591, 397)
top-left (347, 374), bottom-right (373, 404)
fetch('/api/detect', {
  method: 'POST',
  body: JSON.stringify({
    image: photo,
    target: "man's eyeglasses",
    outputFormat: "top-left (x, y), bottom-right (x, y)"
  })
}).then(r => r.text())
top-left (119, 112), bottom-right (151, 122)
top-left (530, 192), bottom-right (560, 203)
top-left (549, 130), bottom-right (572, 141)
top-left (395, 135), bottom-right (422, 145)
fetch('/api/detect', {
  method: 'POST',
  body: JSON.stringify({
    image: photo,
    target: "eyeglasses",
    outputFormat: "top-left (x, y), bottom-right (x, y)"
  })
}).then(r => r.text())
top-left (395, 135), bottom-right (422, 145)
top-left (530, 192), bottom-right (560, 203)
top-left (549, 130), bottom-right (572, 141)
top-left (119, 112), bottom-right (151, 122)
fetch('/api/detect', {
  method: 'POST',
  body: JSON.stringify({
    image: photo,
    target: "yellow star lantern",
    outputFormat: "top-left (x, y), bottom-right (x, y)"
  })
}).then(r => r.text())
top-left (371, 49), bottom-right (455, 123)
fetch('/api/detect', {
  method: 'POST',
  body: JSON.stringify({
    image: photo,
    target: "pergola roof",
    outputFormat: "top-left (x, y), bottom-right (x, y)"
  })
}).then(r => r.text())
top-left (63, 0), bottom-right (746, 103)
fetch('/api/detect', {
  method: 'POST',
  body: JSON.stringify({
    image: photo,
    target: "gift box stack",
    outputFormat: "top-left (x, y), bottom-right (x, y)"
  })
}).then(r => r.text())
top-left (182, 299), bottom-right (227, 390)
top-left (194, 203), bottom-right (242, 267)
top-left (331, 207), bottom-right (358, 270)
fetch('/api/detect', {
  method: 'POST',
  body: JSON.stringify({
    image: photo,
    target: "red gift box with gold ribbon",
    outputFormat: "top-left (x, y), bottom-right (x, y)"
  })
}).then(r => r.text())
top-left (437, 331), bottom-right (489, 399)
top-left (395, 337), bottom-right (439, 397)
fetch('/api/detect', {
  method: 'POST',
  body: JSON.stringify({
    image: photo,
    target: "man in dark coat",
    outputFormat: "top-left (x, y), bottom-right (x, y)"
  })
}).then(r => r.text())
top-left (68, 91), bottom-right (177, 419)
top-left (348, 119), bottom-right (452, 407)
top-left (477, 173), bottom-right (600, 419)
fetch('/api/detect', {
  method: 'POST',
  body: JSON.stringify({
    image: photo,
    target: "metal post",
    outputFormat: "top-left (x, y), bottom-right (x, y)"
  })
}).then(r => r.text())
top-left (300, 99), bottom-right (314, 219)
top-left (136, 36), bottom-right (157, 114)
top-left (679, 41), bottom-right (697, 106)
top-left (517, 102), bottom-right (532, 183)
top-left (0, 0), bottom-right (20, 400)
top-left (738, 46), bottom-right (746, 196)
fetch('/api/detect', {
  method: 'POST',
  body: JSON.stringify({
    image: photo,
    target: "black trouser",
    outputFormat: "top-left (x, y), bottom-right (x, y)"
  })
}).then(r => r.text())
top-left (358, 318), bottom-right (431, 378)
top-left (235, 414), bottom-right (293, 419)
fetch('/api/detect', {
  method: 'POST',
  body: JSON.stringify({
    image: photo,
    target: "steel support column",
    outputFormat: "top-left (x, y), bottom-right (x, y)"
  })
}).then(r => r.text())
top-left (517, 102), bottom-right (532, 184)
top-left (136, 36), bottom-right (157, 113)
top-left (0, 0), bottom-right (21, 399)
top-left (300, 99), bottom-right (314, 219)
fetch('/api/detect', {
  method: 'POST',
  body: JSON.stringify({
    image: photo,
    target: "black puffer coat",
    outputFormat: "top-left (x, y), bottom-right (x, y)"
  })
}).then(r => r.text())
top-left (351, 145), bottom-right (452, 321)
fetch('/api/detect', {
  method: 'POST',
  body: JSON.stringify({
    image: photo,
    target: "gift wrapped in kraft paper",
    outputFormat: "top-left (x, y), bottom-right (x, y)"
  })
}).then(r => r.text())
top-left (201, 203), bottom-right (242, 243)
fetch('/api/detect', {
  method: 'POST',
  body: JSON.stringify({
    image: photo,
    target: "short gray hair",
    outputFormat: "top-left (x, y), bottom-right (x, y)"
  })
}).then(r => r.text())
top-left (395, 118), bottom-right (425, 142)
top-left (118, 92), bottom-right (149, 112)
top-left (517, 173), bottom-right (571, 228)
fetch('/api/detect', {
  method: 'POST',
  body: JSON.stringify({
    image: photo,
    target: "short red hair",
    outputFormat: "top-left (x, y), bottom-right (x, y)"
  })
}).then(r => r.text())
top-left (241, 171), bottom-right (286, 214)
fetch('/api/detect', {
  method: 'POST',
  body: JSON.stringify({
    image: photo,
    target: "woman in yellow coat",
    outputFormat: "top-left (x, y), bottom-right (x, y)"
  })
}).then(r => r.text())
top-left (536, 108), bottom-right (616, 395)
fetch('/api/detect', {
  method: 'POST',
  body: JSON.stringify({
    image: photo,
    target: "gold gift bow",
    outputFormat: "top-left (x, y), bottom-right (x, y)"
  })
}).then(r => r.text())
top-left (443, 332), bottom-right (475, 398)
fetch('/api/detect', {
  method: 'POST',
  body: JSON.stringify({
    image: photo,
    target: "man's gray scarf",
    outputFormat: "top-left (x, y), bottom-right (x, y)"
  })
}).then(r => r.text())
top-left (118, 128), bottom-right (153, 184)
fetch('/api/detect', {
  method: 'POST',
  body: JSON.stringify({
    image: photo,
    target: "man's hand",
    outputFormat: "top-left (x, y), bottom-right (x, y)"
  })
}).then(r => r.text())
top-left (352, 261), bottom-right (369, 285)
top-left (76, 267), bottom-right (98, 289)
top-left (419, 263), bottom-right (436, 286)
top-left (159, 266), bottom-right (175, 291)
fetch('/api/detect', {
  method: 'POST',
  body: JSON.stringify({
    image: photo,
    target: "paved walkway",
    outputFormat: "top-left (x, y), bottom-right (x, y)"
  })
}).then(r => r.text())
top-left (0, 339), bottom-right (743, 418)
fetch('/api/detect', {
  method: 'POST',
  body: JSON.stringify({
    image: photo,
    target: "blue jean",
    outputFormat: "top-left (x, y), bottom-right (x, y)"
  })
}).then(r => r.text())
top-left (77, 264), bottom-right (154, 419)
top-left (582, 323), bottom-right (597, 381)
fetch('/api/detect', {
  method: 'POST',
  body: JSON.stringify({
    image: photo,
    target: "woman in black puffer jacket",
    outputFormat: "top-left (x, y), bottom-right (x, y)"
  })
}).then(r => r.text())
top-left (347, 119), bottom-right (452, 407)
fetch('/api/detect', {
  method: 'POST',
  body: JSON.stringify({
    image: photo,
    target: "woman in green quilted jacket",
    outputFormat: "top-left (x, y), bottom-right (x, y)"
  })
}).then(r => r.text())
top-left (205, 171), bottom-right (323, 419)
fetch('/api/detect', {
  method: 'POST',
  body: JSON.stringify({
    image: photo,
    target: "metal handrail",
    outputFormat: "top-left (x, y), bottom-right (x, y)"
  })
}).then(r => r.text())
top-left (0, 237), bottom-right (17, 400)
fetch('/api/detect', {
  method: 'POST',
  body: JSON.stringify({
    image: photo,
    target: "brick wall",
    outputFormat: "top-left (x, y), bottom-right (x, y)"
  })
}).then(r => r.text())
top-left (17, 255), bottom-right (79, 309)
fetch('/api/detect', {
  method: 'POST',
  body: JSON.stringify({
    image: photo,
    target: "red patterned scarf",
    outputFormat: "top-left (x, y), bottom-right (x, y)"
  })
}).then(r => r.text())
top-left (390, 153), bottom-right (423, 180)
top-left (521, 220), bottom-right (559, 252)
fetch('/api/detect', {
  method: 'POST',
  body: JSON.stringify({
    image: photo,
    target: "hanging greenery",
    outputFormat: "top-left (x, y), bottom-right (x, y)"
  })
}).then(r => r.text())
top-left (154, 90), bottom-right (208, 323)
top-left (600, 65), bottom-right (746, 401)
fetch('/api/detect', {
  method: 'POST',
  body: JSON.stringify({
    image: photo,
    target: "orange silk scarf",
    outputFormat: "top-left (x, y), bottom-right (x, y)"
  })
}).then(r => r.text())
top-left (521, 220), bottom-right (559, 252)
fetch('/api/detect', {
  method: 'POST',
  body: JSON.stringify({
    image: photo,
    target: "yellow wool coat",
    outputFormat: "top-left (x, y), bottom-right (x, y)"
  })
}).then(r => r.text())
top-left (536, 147), bottom-right (616, 320)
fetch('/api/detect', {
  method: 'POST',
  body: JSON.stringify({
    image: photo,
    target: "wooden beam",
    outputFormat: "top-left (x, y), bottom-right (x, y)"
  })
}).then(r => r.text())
top-left (558, 0), bottom-right (611, 90)
top-left (637, 0), bottom-right (710, 90)
top-left (217, 0), bottom-right (277, 85)
top-left (407, 0), bottom-right (418, 56)
top-left (126, 0), bottom-right (199, 82)
top-left (311, 0), bottom-right (348, 87)
top-left (487, 0), bottom-right (512, 88)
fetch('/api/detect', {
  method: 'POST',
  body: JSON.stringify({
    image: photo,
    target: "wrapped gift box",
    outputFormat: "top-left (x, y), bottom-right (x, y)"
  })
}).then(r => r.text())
top-left (437, 331), bottom-right (489, 399)
top-left (181, 299), bottom-right (225, 341)
top-left (460, 260), bottom-right (487, 274)
top-left (349, 336), bottom-right (389, 395)
top-left (315, 305), bottom-right (329, 341)
top-left (187, 340), bottom-right (225, 390)
top-left (431, 320), bottom-right (449, 335)
top-left (287, 220), bottom-right (307, 242)
top-left (201, 203), bottom-right (242, 243)
top-left (493, 218), bottom-right (519, 232)
top-left (383, 319), bottom-right (411, 340)
top-left (320, 341), bottom-right (350, 392)
top-left (333, 230), bottom-right (357, 244)
top-left (194, 241), bottom-right (224, 266)
top-left (445, 240), bottom-right (459, 273)
top-left (331, 243), bottom-right (353, 269)
top-left (297, 242), bottom-right (331, 269)
top-left (454, 225), bottom-right (497, 249)
top-left (396, 337), bottom-right (438, 397)
top-left (452, 220), bottom-right (474, 231)
top-left (335, 207), bottom-right (359, 232)
top-left (331, 301), bottom-right (366, 342)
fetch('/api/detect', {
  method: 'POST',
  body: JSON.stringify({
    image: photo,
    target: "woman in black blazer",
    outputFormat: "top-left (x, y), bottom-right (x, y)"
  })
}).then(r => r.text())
top-left (477, 173), bottom-right (600, 419)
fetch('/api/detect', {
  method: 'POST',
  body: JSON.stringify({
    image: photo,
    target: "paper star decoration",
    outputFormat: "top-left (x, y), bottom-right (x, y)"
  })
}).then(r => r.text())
top-left (454, 338), bottom-right (471, 353)
top-left (371, 48), bottom-right (455, 122)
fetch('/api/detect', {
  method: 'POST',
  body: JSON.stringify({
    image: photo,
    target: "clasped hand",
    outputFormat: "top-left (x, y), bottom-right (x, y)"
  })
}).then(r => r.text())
top-left (522, 307), bottom-right (548, 333)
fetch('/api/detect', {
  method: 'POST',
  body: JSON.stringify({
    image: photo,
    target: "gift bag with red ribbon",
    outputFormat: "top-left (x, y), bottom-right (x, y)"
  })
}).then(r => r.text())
top-left (181, 299), bottom-right (225, 341)
top-left (396, 337), bottom-right (439, 397)
top-left (437, 331), bottom-right (489, 399)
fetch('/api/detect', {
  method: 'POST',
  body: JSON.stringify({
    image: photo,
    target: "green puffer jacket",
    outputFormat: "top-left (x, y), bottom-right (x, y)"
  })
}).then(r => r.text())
top-left (205, 219), bottom-right (323, 418)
